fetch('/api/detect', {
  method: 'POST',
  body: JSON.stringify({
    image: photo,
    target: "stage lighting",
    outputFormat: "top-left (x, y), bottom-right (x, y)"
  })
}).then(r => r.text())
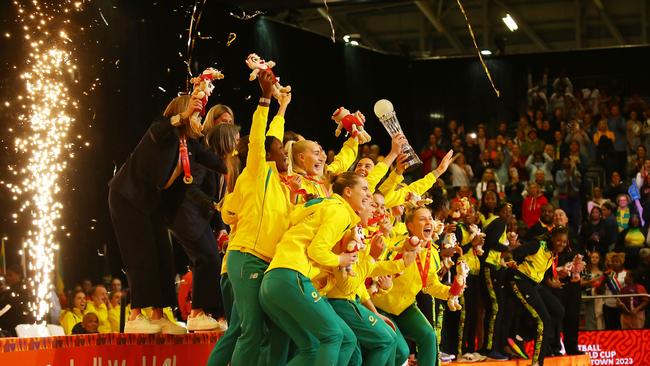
top-left (502, 14), bottom-right (518, 31)
top-left (343, 33), bottom-right (361, 46)
top-left (480, 50), bottom-right (492, 55)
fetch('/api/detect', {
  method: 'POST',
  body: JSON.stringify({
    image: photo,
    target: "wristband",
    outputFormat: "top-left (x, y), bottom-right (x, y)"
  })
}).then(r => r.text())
top-left (259, 97), bottom-right (271, 105)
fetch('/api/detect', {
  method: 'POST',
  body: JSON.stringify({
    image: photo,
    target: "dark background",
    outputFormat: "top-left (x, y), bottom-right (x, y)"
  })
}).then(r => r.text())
top-left (0, 0), bottom-right (648, 289)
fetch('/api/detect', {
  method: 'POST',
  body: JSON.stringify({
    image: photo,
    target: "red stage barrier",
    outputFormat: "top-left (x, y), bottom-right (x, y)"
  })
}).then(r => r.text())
top-left (0, 331), bottom-right (222, 365)
top-left (0, 330), bottom-right (647, 365)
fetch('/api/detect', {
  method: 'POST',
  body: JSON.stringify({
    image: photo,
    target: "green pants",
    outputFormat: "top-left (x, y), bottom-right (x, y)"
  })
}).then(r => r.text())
top-left (330, 298), bottom-right (397, 366)
top-left (206, 274), bottom-right (239, 366)
top-left (259, 268), bottom-right (357, 366)
top-left (226, 251), bottom-right (269, 366)
top-left (381, 303), bottom-right (437, 366)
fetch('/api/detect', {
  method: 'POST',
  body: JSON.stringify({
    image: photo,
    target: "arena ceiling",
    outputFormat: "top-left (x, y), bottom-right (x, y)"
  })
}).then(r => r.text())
top-left (234, 0), bottom-right (650, 58)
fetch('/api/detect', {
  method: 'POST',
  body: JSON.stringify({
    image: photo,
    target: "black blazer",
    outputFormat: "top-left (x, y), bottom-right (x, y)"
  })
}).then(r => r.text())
top-left (109, 115), bottom-right (226, 214)
top-left (164, 163), bottom-right (220, 241)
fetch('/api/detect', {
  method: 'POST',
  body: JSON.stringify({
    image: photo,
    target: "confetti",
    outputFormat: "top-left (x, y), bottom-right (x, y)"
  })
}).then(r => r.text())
top-left (158, 86), bottom-right (167, 92)
top-left (322, 0), bottom-right (335, 43)
top-left (229, 10), bottom-right (264, 20)
top-left (98, 8), bottom-right (108, 26)
top-left (226, 32), bottom-right (236, 47)
top-left (456, 0), bottom-right (500, 97)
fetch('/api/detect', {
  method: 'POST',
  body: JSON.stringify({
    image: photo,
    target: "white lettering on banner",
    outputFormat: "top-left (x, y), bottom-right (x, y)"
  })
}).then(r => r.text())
top-left (579, 343), bottom-right (634, 366)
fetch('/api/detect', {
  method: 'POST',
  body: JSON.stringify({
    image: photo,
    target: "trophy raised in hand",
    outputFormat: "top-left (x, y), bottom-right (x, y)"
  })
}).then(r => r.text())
top-left (373, 99), bottom-right (423, 170)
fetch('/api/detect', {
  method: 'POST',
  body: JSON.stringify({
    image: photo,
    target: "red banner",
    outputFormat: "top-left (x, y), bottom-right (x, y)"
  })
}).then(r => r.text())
top-left (0, 332), bottom-right (221, 365)
top-left (577, 330), bottom-right (650, 365)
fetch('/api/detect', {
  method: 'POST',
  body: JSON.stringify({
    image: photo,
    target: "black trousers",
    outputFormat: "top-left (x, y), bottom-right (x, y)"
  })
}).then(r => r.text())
top-left (171, 226), bottom-right (222, 312)
top-left (511, 274), bottom-right (564, 366)
top-left (603, 304), bottom-right (622, 330)
top-left (108, 188), bottom-right (176, 309)
top-left (460, 274), bottom-right (480, 354)
top-left (551, 282), bottom-right (581, 353)
top-left (480, 264), bottom-right (508, 353)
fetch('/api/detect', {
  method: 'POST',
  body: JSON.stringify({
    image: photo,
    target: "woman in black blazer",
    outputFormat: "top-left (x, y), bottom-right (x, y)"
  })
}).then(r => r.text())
top-left (108, 95), bottom-right (226, 334)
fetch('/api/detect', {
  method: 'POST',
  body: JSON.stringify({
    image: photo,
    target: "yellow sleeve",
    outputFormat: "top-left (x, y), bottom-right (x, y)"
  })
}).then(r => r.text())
top-left (378, 170), bottom-right (404, 196)
top-left (327, 137), bottom-right (358, 174)
top-left (384, 172), bottom-right (438, 209)
top-left (220, 191), bottom-right (240, 225)
top-left (307, 205), bottom-right (351, 268)
top-left (266, 115), bottom-right (285, 143)
top-left (366, 162), bottom-right (389, 192)
top-left (60, 311), bottom-right (78, 335)
top-left (422, 253), bottom-right (450, 299)
top-left (247, 105), bottom-right (270, 176)
top-left (369, 259), bottom-right (406, 277)
top-left (108, 308), bottom-right (120, 332)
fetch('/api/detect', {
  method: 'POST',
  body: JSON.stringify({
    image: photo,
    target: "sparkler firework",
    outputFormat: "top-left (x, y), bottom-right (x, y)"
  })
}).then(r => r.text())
top-left (9, 0), bottom-right (80, 322)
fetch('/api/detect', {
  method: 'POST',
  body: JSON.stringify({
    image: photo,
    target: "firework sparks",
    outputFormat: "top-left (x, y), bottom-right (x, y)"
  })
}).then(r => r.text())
top-left (10, 0), bottom-right (79, 322)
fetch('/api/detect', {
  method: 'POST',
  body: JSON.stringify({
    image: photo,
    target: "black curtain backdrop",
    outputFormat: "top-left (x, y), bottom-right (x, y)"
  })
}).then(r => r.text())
top-left (0, 1), bottom-right (648, 288)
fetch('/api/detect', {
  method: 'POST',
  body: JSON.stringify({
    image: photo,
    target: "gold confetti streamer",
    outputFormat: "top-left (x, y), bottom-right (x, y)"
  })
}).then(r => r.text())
top-left (226, 32), bottom-right (237, 47)
top-left (456, 0), bottom-right (500, 97)
top-left (323, 0), bottom-right (335, 43)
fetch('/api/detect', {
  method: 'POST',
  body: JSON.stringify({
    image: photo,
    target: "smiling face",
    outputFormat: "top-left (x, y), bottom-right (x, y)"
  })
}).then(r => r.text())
top-left (341, 176), bottom-right (370, 213)
top-left (551, 232), bottom-right (568, 254)
top-left (355, 158), bottom-right (375, 177)
top-left (267, 138), bottom-right (288, 172)
top-left (73, 291), bottom-right (86, 311)
top-left (406, 207), bottom-right (435, 241)
top-left (294, 141), bottom-right (324, 176)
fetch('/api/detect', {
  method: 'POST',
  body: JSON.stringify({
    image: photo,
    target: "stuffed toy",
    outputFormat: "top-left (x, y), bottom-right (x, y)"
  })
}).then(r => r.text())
top-left (467, 224), bottom-right (485, 256)
top-left (331, 107), bottom-right (371, 144)
top-left (447, 260), bottom-right (469, 311)
top-left (245, 53), bottom-right (291, 97)
top-left (441, 233), bottom-right (462, 269)
top-left (341, 225), bottom-right (366, 277)
top-left (564, 254), bottom-right (586, 283)
top-left (189, 68), bottom-right (224, 136)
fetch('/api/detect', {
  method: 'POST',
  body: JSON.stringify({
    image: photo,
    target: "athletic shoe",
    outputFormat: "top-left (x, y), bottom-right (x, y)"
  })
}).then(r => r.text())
top-left (187, 313), bottom-right (224, 331)
top-left (439, 352), bottom-right (454, 364)
top-left (150, 317), bottom-right (187, 334)
top-left (508, 337), bottom-right (529, 359)
top-left (458, 353), bottom-right (481, 362)
top-left (472, 352), bottom-right (488, 361)
top-left (487, 350), bottom-right (509, 361)
top-left (124, 314), bottom-right (162, 334)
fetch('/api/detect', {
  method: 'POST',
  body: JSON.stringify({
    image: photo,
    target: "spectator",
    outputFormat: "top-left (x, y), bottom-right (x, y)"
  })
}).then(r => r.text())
top-left (609, 105), bottom-right (628, 175)
top-left (593, 119), bottom-right (615, 146)
top-left (522, 182), bottom-right (549, 228)
top-left (581, 251), bottom-right (604, 330)
top-left (616, 214), bottom-right (646, 269)
top-left (107, 291), bottom-right (122, 332)
top-left (594, 120), bottom-right (616, 174)
top-left (601, 202), bottom-right (620, 249)
top-left (587, 186), bottom-right (608, 216)
top-left (521, 128), bottom-right (545, 157)
top-left (567, 140), bottom-right (587, 174)
top-left (523, 203), bottom-right (554, 240)
top-left (419, 133), bottom-right (446, 176)
top-left (0, 264), bottom-right (34, 337)
top-left (72, 313), bottom-right (100, 335)
top-left (604, 171), bottom-right (627, 201)
top-left (525, 151), bottom-right (553, 184)
top-left (505, 167), bottom-right (525, 219)
top-left (204, 104), bottom-right (235, 126)
top-left (493, 152), bottom-right (509, 185)
top-left (60, 290), bottom-right (87, 335)
top-left (110, 278), bottom-right (122, 293)
top-left (508, 144), bottom-right (528, 181)
top-left (449, 153), bottom-right (473, 188)
top-left (565, 120), bottom-right (593, 160)
top-left (552, 130), bottom-right (568, 162)
top-left (534, 169), bottom-right (555, 202)
top-left (619, 272), bottom-right (648, 330)
top-left (81, 279), bottom-right (93, 297)
top-left (84, 285), bottom-right (111, 333)
top-left (556, 157), bottom-right (582, 233)
top-left (477, 125), bottom-right (488, 151)
top-left (475, 169), bottom-right (504, 201)
top-left (629, 145), bottom-right (647, 177)
top-left (599, 252), bottom-right (627, 330)
top-left (615, 194), bottom-right (634, 232)
top-left (627, 111), bottom-right (643, 155)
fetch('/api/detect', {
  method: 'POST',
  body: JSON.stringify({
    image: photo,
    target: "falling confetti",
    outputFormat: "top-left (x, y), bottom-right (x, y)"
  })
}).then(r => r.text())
top-left (456, 0), bottom-right (500, 97)
top-left (98, 8), bottom-right (109, 26)
top-left (229, 10), bottom-right (264, 20)
top-left (158, 86), bottom-right (167, 92)
top-left (322, 0), bottom-right (335, 43)
top-left (226, 32), bottom-right (237, 47)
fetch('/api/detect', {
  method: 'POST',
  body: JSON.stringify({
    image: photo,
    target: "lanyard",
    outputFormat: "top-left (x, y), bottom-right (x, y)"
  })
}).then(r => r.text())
top-left (179, 135), bottom-right (193, 184)
top-left (551, 255), bottom-right (558, 279)
top-left (415, 242), bottom-right (432, 288)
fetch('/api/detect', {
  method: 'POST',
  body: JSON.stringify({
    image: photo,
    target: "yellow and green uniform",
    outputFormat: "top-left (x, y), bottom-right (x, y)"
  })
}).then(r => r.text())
top-left (373, 239), bottom-right (450, 366)
top-left (260, 194), bottom-right (360, 366)
top-left (325, 242), bottom-right (411, 366)
top-left (209, 105), bottom-right (293, 366)
top-left (454, 224), bottom-right (482, 356)
top-left (84, 302), bottom-right (111, 333)
top-left (60, 308), bottom-right (83, 335)
top-left (293, 137), bottom-right (358, 203)
top-left (382, 171), bottom-right (439, 209)
top-left (108, 305), bottom-right (121, 332)
top-left (510, 239), bottom-right (564, 365)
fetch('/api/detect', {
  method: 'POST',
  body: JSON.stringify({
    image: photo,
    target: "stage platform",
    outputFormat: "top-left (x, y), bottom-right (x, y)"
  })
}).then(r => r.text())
top-left (451, 355), bottom-right (590, 366)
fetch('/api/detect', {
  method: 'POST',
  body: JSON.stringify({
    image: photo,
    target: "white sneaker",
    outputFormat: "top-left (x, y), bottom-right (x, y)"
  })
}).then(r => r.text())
top-left (124, 314), bottom-right (162, 334)
top-left (150, 317), bottom-right (187, 335)
top-left (187, 313), bottom-right (225, 331)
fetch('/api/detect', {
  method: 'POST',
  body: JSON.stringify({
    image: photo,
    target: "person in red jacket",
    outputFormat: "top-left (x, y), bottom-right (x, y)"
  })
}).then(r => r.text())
top-left (522, 182), bottom-right (549, 228)
top-left (419, 133), bottom-right (447, 176)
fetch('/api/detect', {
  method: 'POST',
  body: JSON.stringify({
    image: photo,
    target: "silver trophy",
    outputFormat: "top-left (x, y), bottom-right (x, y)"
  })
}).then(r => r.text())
top-left (373, 99), bottom-right (423, 170)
